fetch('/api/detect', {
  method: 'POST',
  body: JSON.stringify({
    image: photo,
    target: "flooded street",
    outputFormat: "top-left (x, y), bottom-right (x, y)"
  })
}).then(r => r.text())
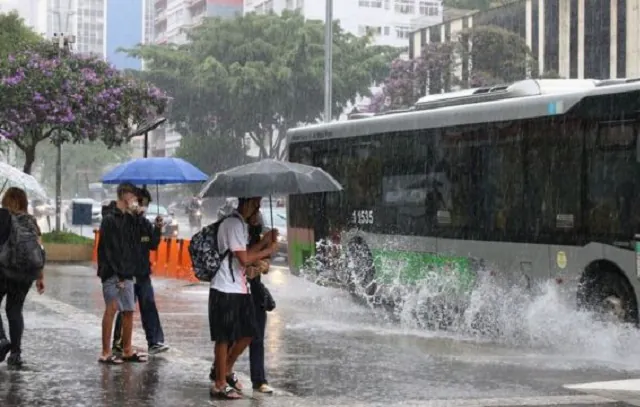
top-left (2, 264), bottom-right (640, 406)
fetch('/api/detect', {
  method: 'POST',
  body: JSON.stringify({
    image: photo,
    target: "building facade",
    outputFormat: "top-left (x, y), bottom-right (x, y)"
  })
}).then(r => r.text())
top-left (149, 0), bottom-right (242, 157)
top-left (154, 0), bottom-right (243, 45)
top-left (409, 0), bottom-right (640, 83)
top-left (243, 0), bottom-right (444, 48)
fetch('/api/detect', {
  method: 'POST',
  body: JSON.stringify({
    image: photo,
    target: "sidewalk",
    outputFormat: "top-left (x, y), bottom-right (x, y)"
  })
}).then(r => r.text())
top-left (0, 264), bottom-right (296, 407)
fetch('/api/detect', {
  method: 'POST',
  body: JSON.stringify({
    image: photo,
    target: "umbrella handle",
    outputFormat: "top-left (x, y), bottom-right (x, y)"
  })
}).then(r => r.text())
top-left (269, 195), bottom-right (274, 229)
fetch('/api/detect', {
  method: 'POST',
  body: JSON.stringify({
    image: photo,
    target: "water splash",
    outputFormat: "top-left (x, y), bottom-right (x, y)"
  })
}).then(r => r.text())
top-left (299, 239), bottom-right (640, 368)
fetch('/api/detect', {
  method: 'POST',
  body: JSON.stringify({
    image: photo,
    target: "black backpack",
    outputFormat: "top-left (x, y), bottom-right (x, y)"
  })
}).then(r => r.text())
top-left (0, 214), bottom-right (46, 282)
top-left (189, 214), bottom-right (240, 283)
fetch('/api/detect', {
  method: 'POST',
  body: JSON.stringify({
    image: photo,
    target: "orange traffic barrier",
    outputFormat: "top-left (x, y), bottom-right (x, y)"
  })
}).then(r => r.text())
top-left (92, 232), bottom-right (199, 283)
top-left (167, 238), bottom-right (180, 278)
top-left (155, 238), bottom-right (169, 277)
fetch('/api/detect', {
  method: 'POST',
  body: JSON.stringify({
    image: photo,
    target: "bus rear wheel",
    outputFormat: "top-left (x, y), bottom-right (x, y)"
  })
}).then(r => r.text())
top-left (345, 239), bottom-right (376, 297)
top-left (577, 265), bottom-right (639, 325)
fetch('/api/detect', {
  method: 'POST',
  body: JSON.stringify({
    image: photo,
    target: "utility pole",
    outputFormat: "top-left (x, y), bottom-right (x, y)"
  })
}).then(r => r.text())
top-left (51, 2), bottom-right (76, 231)
top-left (324, 0), bottom-right (333, 123)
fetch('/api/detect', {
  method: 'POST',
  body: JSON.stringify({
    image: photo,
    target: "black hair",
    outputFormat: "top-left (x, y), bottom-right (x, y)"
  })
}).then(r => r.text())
top-left (238, 197), bottom-right (261, 208)
top-left (117, 183), bottom-right (137, 199)
top-left (137, 187), bottom-right (152, 204)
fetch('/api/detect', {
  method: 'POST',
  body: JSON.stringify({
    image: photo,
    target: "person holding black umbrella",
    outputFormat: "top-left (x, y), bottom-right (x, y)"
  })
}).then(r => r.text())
top-left (209, 197), bottom-right (279, 400)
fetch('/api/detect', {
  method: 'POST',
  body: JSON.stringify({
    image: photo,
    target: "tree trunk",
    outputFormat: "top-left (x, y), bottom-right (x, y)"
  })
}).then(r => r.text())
top-left (22, 145), bottom-right (36, 174)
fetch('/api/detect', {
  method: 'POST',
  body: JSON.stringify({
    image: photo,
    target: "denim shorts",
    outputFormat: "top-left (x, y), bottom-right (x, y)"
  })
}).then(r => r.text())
top-left (102, 276), bottom-right (135, 312)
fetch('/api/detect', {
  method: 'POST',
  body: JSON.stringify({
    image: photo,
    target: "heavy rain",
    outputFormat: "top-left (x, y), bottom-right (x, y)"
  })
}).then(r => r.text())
top-left (1, 0), bottom-right (640, 406)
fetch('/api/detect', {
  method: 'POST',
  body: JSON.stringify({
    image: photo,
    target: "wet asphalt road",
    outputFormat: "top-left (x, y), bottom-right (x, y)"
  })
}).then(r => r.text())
top-left (2, 264), bottom-right (640, 407)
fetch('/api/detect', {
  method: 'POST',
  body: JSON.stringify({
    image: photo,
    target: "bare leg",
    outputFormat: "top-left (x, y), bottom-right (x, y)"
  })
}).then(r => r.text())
top-left (101, 300), bottom-right (118, 357)
top-left (226, 337), bottom-right (252, 375)
top-left (214, 341), bottom-right (229, 389)
top-left (121, 311), bottom-right (135, 356)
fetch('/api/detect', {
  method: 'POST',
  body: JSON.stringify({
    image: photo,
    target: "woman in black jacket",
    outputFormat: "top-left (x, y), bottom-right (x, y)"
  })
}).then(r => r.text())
top-left (0, 187), bottom-right (45, 367)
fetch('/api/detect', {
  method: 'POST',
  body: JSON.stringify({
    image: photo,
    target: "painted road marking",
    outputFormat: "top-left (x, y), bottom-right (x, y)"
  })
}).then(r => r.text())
top-left (321, 395), bottom-right (615, 407)
top-left (565, 379), bottom-right (640, 391)
top-left (564, 379), bottom-right (640, 407)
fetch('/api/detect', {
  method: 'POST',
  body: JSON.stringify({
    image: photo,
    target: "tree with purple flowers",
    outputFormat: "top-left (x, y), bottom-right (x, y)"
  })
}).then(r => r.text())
top-left (0, 42), bottom-right (169, 173)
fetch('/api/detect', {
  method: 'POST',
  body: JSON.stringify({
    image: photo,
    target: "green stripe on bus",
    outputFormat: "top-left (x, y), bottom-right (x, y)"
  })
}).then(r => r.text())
top-left (371, 249), bottom-right (476, 291)
top-left (290, 239), bottom-right (316, 269)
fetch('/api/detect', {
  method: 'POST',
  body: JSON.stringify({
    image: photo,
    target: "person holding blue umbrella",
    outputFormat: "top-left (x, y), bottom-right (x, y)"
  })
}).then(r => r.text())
top-left (111, 187), bottom-right (169, 356)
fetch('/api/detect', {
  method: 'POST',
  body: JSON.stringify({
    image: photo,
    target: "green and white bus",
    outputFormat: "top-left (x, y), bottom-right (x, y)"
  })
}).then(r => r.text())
top-left (286, 78), bottom-right (640, 325)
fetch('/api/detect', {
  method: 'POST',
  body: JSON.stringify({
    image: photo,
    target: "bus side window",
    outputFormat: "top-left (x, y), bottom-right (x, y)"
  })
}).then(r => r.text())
top-left (524, 118), bottom-right (582, 242)
top-left (587, 121), bottom-right (638, 238)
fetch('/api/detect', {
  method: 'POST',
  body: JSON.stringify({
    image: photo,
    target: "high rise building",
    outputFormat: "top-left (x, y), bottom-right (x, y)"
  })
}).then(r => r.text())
top-left (242, 0), bottom-right (443, 47)
top-left (150, 0), bottom-right (243, 157)
top-left (0, 0), bottom-right (48, 35)
top-left (154, 0), bottom-right (243, 45)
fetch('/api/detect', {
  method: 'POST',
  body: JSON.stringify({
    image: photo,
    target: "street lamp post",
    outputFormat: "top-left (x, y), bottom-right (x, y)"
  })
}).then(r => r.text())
top-left (324, 0), bottom-right (333, 123)
top-left (52, 33), bottom-right (74, 232)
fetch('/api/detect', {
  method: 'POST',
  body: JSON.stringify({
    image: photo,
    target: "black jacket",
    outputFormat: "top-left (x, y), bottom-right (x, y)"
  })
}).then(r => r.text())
top-left (133, 213), bottom-right (161, 279)
top-left (97, 205), bottom-right (139, 282)
top-left (0, 208), bottom-right (11, 246)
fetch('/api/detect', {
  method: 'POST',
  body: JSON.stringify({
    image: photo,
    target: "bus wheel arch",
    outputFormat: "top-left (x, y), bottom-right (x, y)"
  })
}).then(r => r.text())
top-left (345, 237), bottom-right (376, 296)
top-left (577, 260), bottom-right (639, 325)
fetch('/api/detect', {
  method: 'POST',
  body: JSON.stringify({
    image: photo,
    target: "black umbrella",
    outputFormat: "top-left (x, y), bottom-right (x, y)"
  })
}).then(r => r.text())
top-left (198, 159), bottom-right (343, 226)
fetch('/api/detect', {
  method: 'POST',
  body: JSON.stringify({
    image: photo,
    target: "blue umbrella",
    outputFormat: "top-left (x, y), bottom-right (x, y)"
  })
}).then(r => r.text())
top-left (102, 157), bottom-right (208, 185)
top-left (102, 157), bottom-right (208, 216)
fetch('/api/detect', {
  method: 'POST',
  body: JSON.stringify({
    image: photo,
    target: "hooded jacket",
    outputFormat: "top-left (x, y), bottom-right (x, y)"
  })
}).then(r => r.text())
top-left (97, 203), bottom-right (139, 282)
top-left (133, 212), bottom-right (161, 279)
top-left (98, 201), bottom-right (161, 280)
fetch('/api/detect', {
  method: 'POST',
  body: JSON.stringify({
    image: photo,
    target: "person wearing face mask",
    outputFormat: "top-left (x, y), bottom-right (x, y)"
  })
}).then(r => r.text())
top-left (97, 183), bottom-right (148, 364)
top-left (112, 188), bottom-right (169, 355)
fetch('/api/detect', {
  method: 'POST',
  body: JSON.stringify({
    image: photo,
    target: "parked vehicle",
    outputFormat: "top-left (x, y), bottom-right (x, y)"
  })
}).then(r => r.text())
top-left (146, 203), bottom-right (179, 237)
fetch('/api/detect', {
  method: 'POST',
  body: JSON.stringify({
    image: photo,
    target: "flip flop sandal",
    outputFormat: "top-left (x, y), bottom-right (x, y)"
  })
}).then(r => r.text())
top-left (98, 355), bottom-right (123, 365)
top-left (122, 352), bottom-right (148, 363)
top-left (211, 385), bottom-right (242, 400)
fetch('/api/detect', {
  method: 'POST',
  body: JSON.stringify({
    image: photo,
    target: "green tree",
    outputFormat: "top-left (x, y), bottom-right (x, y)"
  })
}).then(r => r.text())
top-left (462, 25), bottom-right (534, 86)
top-left (175, 131), bottom-right (247, 177)
top-left (369, 24), bottom-right (534, 111)
top-left (37, 142), bottom-right (131, 198)
top-left (124, 11), bottom-right (398, 161)
top-left (0, 41), bottom-right (168, 173)
top-left (0, 12), bottom-right (41, 59)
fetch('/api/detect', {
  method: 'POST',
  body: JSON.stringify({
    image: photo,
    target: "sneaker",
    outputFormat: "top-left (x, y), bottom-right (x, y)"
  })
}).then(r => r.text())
top-left (148, 343), bottom-right (170, 355)
top-left (253, 383), bottom-right (274, 394)
top-left (0, 339), bottom-right (10, 363)
top-left (7, 353), bottom-right (23, 367)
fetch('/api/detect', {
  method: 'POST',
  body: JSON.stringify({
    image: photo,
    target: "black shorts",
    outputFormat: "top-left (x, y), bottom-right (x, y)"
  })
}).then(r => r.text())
top-left (208, 289), bottom-right (258, 343)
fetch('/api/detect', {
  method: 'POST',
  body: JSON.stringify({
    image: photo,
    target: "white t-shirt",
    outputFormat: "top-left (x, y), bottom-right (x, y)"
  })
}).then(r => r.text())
top-left (210, 212), bottom-right (250, 294)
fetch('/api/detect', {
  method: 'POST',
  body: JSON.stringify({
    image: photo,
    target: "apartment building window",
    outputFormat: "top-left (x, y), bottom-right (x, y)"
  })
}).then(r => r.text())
top-left (395, 25), bottom-right (410, 38)
top-left (358, 25), bottom-right (383, 36)
top-left (359, 0), bottom-right (383, 7)
top-left (296, 0), bottom-right (304, 8)
top-left (286, 0), bottom-right (294, 8)
top-left (384, 26), bottom-right (390, 35)
top-left (419, 1), bottom-right (439, 16)
top-left (395, 0), bottom-right (416, 14)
